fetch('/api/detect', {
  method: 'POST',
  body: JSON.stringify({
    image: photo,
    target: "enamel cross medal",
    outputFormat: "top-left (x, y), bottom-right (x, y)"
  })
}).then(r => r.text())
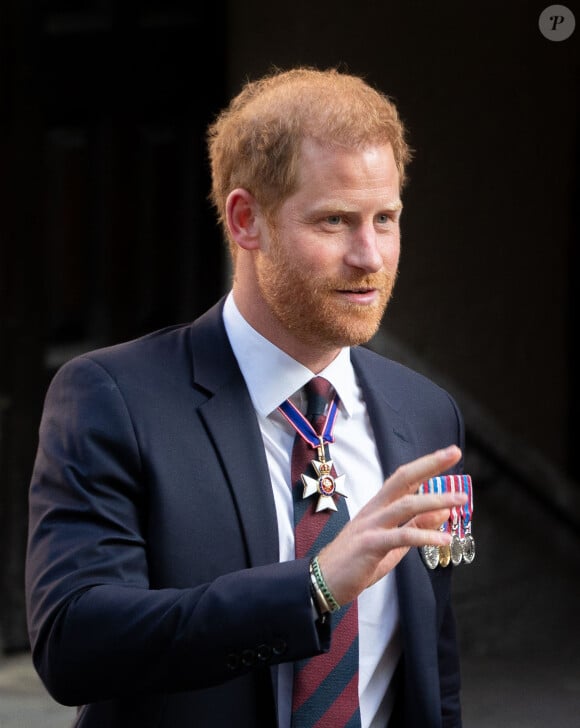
top-left (278, 389), bottom-right (348, 513)
top-left (301, 436), bottom-right (348, 512)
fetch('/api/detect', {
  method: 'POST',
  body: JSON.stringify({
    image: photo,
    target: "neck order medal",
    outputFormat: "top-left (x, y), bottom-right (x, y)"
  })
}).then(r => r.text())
top-left (301, 437), bottom-right (348, 512)
top-left (278, 393), bottom-right (348, 513)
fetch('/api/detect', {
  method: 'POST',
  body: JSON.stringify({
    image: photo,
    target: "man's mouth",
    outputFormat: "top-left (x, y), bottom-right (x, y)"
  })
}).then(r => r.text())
top-left (336, 287), bottom-right (379, 304)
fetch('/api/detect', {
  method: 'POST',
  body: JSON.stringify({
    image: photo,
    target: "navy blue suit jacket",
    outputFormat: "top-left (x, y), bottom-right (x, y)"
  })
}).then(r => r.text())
top-left (26, 299), bottom-right (464, 727)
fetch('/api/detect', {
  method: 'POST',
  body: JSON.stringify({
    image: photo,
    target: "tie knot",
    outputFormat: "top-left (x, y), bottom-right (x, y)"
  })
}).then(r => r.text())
top-left (305, 377), bottom-right (333, 419)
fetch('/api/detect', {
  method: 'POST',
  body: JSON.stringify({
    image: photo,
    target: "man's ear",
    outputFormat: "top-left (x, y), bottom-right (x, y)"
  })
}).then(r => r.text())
top-left (226, 188), bottom-right (262, 251)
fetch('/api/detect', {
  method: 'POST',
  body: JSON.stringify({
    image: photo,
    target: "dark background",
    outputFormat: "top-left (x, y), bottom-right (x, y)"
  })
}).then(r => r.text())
top-left (0, 0), bottom-right (579, 719)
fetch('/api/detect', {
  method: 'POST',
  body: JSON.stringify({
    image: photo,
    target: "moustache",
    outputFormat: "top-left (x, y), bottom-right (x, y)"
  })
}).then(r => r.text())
top-left (317, 271), bottom-right (396, 292)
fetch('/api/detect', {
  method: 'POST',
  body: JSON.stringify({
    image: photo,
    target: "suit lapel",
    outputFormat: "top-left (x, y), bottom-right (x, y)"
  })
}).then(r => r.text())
top-left (351, 347), bottom-right (415, 478)
top-left (351, 347), bottom-right (442, 724)
top-left (188, 300), bottom-right (279, 568)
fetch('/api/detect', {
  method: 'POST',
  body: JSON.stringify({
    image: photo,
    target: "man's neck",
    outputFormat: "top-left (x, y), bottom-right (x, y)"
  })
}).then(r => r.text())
top-left (231, 286), bottom-right (343, 373)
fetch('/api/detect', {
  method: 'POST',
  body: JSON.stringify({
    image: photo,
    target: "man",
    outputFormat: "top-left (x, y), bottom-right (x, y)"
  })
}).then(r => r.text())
top-left (26, 67), bottom-right (467, 727)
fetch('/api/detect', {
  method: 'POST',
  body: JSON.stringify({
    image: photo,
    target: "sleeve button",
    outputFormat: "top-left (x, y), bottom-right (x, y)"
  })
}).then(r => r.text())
top-left (257, 644), bottom-right (272, 661)
top-left (226, 653), bottom-right (240, 670)
top-left (272, 638), bottom-right (287, 656)
top-left (241, 648), bottom-right (257, 666)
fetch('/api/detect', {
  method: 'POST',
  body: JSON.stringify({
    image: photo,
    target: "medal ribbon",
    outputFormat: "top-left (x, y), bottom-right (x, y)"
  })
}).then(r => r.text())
top-left (450, 475), bottom-right (460, 535)
top-left (278, 393), bottom-right (339, 448)
top-left (462, 474), bottom-right (473, 528)
top-left (419, 476), bottom-right (448, 495)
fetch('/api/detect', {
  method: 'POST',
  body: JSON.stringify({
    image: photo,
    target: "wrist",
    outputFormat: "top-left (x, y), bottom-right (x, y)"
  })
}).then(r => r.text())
top-left (309, 556), bottom-right (341, 614)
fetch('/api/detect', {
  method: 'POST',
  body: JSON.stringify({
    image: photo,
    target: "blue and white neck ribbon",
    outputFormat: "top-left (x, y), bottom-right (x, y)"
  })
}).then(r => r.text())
top-left (278, 394), bottom-right (339, 449)
top-left (279, 393), bottom-right (347, 512)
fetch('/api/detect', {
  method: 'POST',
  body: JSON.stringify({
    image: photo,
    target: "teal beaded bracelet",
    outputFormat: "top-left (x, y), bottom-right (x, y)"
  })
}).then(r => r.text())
top-left (310, 556), bottom-right (341, 613)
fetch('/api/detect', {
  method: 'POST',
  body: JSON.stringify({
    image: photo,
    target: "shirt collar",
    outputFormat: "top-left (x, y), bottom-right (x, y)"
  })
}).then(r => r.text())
top-left (222, 292), bottom-right (357, 418)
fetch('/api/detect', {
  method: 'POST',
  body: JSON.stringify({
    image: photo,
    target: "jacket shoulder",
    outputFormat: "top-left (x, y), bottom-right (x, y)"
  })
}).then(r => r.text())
top-left (352, 345), bottom-right (456, 403)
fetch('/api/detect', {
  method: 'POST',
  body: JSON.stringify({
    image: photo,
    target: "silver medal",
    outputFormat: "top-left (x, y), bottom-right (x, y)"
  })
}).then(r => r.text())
top-left (449, 476), bottom-right (463, 566)
top-left (450, 534), bottom-right (463, 566)
top-left (421, 544), bottom-right (440, 570)
top-left (460, 474), bottom-right (475, 564)
top-left (462, 531), bottom-right (476, 564)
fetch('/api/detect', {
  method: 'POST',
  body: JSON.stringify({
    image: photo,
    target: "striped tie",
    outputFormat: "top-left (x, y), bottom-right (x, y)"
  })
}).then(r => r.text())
top-left (290, 377), bottom-right (361, 728)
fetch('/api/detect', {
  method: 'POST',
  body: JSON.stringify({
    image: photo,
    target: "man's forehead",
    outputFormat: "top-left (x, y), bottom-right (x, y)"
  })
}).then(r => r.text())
top-left (311, 192), bottom-right (403, 210)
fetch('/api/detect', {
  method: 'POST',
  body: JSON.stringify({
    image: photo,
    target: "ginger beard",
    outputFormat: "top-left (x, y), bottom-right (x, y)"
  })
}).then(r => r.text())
top-left (255, 227), bottom-right (398, 351)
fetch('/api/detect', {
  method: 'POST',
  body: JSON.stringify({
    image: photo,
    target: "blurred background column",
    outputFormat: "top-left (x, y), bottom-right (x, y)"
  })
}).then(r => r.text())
top-left (0, 0), bottom-right (45, 653)
top-left (0, 0), bottom-right (227, 654)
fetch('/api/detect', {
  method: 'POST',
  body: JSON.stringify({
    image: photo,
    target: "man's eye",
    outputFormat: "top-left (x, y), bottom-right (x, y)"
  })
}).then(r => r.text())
top-left (377, 213), bottom-right (391, 224)
top-left (326, 215), bottom-right (342, 225)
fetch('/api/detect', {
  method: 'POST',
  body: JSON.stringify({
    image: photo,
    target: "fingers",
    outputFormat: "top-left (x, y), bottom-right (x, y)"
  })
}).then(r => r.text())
top-left (318, 446), bottom-right (466, 605)
top-left (386, 490), bottom-right (465, 531)
top-left (360, 445), bottom-right (464, 528)
top-left (413, 507), bottom-right (452, 531)
top-left (387, 445), bottom-right (462, 498)
top-left (384, 517), bottom-right (450, 551)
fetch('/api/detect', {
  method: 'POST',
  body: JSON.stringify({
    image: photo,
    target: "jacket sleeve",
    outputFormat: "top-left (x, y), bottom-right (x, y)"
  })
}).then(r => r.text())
top-left (25, 355), bottom-right (329, 707)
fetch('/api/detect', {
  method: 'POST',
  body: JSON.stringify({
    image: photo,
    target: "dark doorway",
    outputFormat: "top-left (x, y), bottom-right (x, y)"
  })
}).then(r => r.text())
top-left (0, 0), bottom-right (227, 652)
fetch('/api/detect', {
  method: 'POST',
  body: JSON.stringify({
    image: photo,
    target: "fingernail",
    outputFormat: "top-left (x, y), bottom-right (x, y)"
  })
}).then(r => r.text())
top-left (438, 445), bottom-right (458, 458)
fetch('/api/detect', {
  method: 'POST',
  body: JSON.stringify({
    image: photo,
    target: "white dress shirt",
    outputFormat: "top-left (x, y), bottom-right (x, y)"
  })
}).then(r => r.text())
top-left (222, 292), bottom-right (401, 728)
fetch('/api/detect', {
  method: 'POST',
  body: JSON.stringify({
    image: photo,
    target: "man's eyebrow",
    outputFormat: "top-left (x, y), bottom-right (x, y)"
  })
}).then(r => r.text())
top-left (318, 199), bottom-right (404, 211)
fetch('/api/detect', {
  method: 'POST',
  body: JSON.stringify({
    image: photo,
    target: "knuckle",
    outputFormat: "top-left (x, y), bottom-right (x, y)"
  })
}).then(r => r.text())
top-left (395, 462), bottom-right (414, 484)
top-left (396, 461), bottom-right (410, 477)
top-left (401, 493), bottom-right (417, 510)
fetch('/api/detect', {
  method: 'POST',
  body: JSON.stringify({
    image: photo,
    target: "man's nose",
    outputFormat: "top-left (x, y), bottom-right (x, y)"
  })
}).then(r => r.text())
top-left (343, 226), bottom-right (383, 272)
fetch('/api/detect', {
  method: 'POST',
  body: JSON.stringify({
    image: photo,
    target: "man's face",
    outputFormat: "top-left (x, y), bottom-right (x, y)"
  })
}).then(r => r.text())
top-left (254, 139), bottom-right (401, 361)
